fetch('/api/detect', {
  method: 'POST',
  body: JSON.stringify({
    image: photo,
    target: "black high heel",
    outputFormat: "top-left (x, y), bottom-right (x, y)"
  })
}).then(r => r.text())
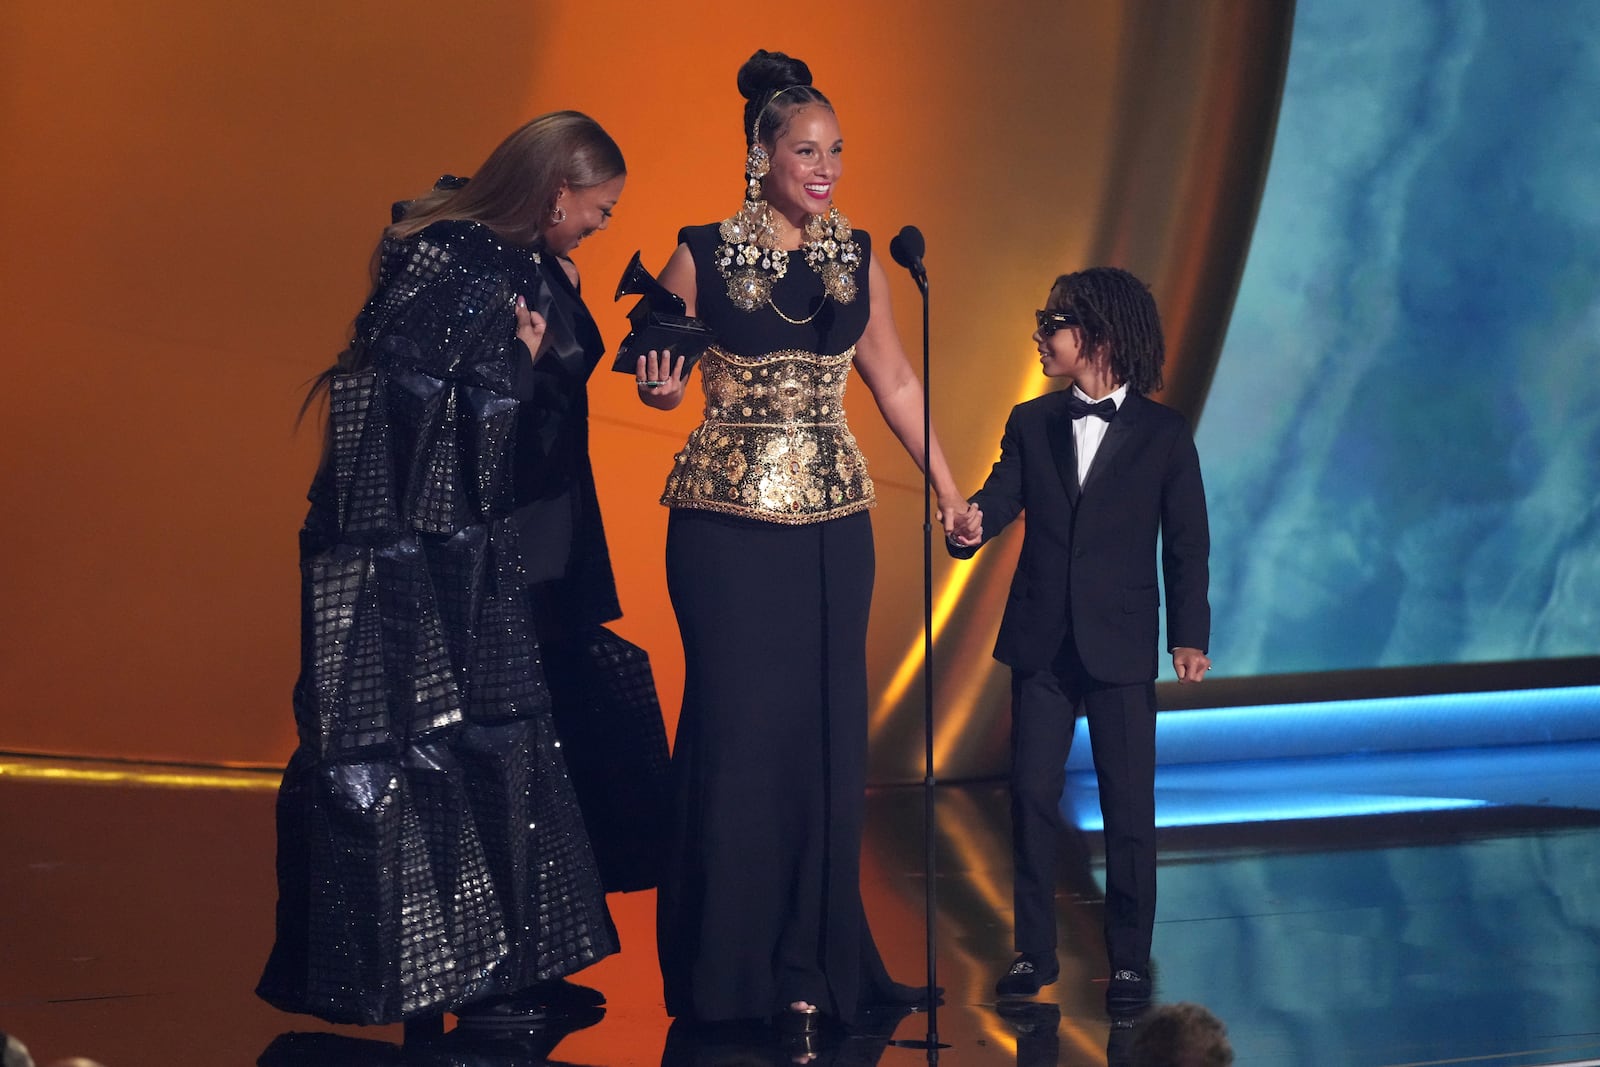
top-left (777, 1002), bottom-right (821, 1036)
top-left (784, 1031), bottom-right (823, 1064)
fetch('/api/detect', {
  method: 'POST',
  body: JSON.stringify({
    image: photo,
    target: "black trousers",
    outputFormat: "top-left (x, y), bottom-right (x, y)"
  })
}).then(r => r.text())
top-left (1009, 642), bottom-right (1157, 973)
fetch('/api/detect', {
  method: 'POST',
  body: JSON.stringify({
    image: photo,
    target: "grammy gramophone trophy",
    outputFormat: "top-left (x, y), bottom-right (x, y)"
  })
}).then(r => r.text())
top-left (610, 251), bottom-right (716, 377)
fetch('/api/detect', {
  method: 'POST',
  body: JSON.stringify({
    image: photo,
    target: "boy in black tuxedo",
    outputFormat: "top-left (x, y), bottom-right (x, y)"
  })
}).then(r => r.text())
top-left (948, 268), bottom-right (1210, 1020)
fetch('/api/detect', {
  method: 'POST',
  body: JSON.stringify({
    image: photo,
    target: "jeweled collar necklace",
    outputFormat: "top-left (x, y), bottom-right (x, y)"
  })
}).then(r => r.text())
top-left (715, 202), bottom-right (860, 324)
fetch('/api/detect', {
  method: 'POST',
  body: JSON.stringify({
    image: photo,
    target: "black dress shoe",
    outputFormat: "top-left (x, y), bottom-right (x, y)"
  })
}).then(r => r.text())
top-left (998, 1001), bottom-right (1063, 1067)
top-left (1105, 968), bottom-right (1152, 1018)
top-left (1106, 1021), bottom-right (1138, 1067)
top-left (524, 977), bottom-right (607, 1009)
top-left (995, 999), bottom-right (1062, 1033)
top-left (995, 952), bottom-right (1059, 997)
top-left (453, 996), bottom-right (549, 1031)
top-left (444, 1004), bottom-right (605, 1058)
top-left (455, 977), bottom-right (606, 1031)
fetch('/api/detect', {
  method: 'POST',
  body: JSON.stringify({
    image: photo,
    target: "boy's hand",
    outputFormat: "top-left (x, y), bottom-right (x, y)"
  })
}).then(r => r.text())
top-left (945, 501), bottom-right (983, 547)
top-left (1172, 647), bottom-right (1211, 682)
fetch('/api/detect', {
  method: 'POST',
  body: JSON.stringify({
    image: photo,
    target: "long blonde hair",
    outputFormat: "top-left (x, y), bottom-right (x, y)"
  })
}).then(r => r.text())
top-left (301, 111), bottom-right (625, 421)
top-left (389, 110), bottom-right (625, 246)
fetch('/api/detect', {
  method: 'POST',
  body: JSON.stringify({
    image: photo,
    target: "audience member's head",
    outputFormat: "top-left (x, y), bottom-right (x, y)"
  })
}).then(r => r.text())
top-left (1131, 1002), bottom-right (1233, 1067)
top-left (1, 1033), bottom-right (33, 1067)
top-left (0, 1032), bottom-right (108, 1067)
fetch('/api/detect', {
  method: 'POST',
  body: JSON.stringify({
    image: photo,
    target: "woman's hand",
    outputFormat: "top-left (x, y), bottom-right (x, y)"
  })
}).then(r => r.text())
top-left (514, 295), bottom-right (547, 362)
top-left (636, 349), bottom-right (688, 410)
top-left (934, 495), bottom-right (972, 537)
top-left (945, 500), bottom-right (984, 547)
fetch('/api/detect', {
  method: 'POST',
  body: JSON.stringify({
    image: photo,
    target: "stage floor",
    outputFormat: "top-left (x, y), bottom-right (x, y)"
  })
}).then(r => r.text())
top-left (4, 742), bottom-right (1600, 1066)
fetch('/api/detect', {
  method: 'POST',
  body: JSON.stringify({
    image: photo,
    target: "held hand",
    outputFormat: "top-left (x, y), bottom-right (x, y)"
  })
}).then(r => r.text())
top-left (1172, 647), bottom-right (1211, 683)
top-left (636, 350), bottom-right (688, 410)
top-left (946, 501), bottom-right (984, 547)
top-left (514, 295), bottom-right (547, 361)
top-left (934, 495), bottom-right (965, 537)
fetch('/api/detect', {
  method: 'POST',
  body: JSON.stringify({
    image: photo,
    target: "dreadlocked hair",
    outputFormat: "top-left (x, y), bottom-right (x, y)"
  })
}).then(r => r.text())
top-left (1047, 267), bottom-right (1165, 395)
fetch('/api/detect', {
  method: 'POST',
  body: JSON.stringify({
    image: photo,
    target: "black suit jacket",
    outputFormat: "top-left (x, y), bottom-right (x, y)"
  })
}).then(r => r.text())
top-left (949, 391), bottom-right (1210, 683)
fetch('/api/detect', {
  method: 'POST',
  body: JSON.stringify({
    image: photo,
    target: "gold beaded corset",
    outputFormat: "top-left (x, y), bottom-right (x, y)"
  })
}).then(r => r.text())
top-left (660, 344), bottom-right (876, 523)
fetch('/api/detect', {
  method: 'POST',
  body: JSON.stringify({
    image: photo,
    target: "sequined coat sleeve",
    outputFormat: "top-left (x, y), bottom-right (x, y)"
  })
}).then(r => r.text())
top-left (296, 221), bottom-right (552, 756)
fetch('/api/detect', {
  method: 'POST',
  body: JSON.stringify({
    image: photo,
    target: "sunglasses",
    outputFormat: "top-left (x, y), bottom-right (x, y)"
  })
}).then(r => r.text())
top-left (1034, 309), bottom-right (1081, 336)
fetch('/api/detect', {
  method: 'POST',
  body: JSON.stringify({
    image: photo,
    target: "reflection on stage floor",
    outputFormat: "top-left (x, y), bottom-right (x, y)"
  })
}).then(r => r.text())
top-left (4, 737), bottom-right (1600, 1066)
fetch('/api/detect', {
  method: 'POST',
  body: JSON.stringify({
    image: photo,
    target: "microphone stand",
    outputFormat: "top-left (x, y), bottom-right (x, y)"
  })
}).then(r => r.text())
top-left (887, 239), bottom-right (948, 1061)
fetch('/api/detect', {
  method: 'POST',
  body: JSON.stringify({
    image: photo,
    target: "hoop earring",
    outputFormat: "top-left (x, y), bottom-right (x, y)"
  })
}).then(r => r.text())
top-left (550, 204), bottom-right (567, 224)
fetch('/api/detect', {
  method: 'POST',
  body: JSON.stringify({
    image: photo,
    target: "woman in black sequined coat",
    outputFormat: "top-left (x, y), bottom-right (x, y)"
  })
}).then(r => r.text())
top-left (257, 112), bottom-right (629, 1028)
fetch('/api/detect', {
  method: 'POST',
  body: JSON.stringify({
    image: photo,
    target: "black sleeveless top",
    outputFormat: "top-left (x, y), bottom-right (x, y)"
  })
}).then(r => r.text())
top-left (659, 221), bottom-right (877, 524)
top-left (680, 222), bottom-right (872, 356)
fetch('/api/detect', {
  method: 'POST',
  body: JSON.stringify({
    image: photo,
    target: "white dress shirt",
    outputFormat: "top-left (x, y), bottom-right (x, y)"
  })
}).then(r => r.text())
top-left (1072, 383), bottom-right (1128, 486)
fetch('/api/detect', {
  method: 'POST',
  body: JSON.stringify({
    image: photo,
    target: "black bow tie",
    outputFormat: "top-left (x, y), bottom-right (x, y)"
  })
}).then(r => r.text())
top-left (1065, 395), bottom-right (1118, 421)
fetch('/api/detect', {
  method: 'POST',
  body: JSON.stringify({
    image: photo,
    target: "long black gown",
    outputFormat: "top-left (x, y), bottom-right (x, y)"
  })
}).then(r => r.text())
top-left (515, 250), bottom-right (668, 895)
top-left (656, 220), bottom-right (905, 1024)
top-left (257, 219), bottom-right (617, 1026)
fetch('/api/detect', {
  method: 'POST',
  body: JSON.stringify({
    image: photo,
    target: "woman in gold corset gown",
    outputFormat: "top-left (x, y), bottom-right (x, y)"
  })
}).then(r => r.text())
top-left (635, 49), bottom-right (970, 1029)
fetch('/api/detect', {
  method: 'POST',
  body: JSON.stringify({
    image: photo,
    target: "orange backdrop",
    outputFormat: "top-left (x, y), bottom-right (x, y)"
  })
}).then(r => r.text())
top-left (0, 0), bottom-right (1290, 779)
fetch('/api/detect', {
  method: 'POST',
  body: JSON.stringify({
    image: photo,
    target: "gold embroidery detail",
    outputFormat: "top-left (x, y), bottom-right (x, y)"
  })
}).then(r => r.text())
top-left (714, 203), bottom-right (860, 317)
top-left (661, 345), bottom-right (876, 523)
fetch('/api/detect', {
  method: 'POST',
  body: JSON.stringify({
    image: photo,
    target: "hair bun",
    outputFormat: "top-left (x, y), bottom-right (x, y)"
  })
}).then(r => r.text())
top-left (736, 49), bottom-right (813, 101)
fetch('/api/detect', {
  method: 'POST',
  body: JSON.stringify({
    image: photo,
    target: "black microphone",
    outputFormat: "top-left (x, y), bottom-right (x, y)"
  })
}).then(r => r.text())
top-left (889, 225), bottom-right (928, 294)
